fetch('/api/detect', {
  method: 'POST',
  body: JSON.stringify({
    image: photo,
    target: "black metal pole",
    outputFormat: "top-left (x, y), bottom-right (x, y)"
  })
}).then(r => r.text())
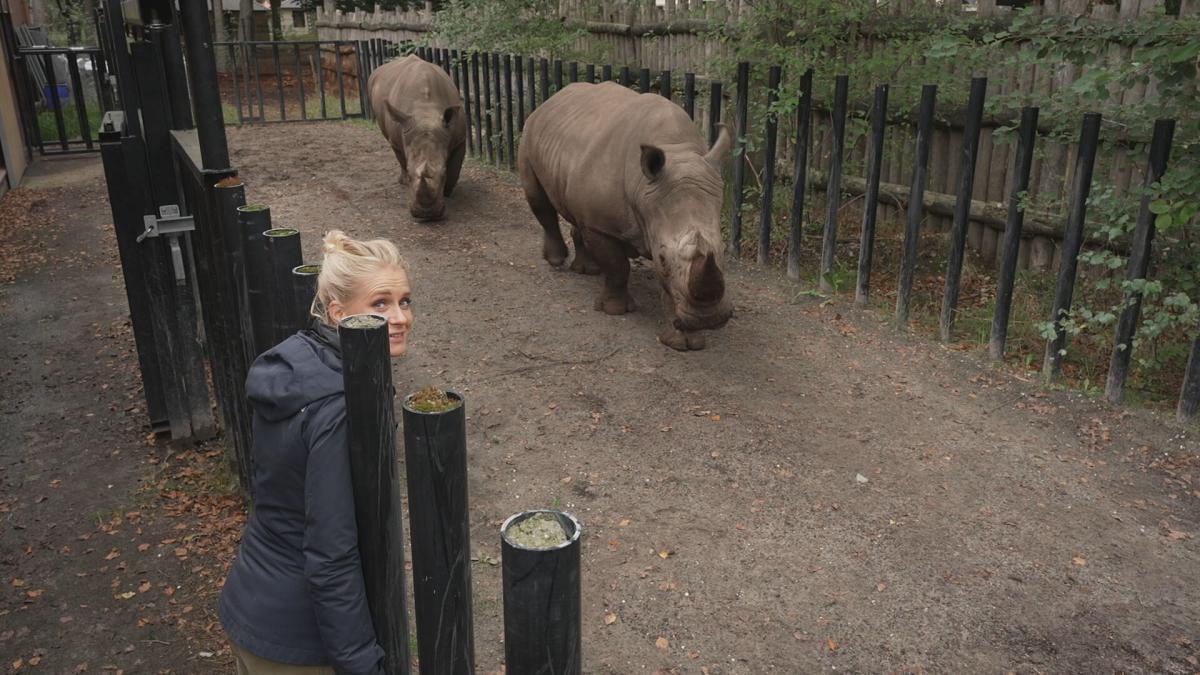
top-left (540, 57), bottom-right (549, 103)
top-left (239, 205), bottom-right (276, 356)
top-left (1043, 113), bottom-right (1102, 381)
top-left (295, 43), bottom-right (307, 121)
top-left (177, 0), bottom-right (229, 168)
top-left (619, 65), bottom-right (630, 87)
top-left (708, 80), bottom-right (722, 147)
top-left (265, 227), bottom-right (305, 344)
top-left (819, 74), bottom-right (850, 292)
top-left (1105, 118), bottom-right (1176, 404)
top-left (273, 42), bottom-right (285, 121)
top-left (786, 68), bottom-right (813, 282)
top-left (659, 69), bottom-right (671, 99)
top-left (553, 59), bottom-right (563, 93)
top-left (402, 390), bottom-right (475, 675)
top-left (505, 54), bottom-right (516, 169)
top-left (568, 60), bottom-right (578, 83)
top-left (939, 76), bottom-right (988, 341)
top-left (471, 53), bottom-right (483, 156)
top-left (527, 56), bottom-right (536, 114)
top-left (683, 72), bottom-right (695, 119)
top-left (757, 65), bottom-right (781, 265)
top-left (291, 264), bottom-right (319, 331)
top-left (989, 107), bottom-right (1039, 360)
top-left (338, 315), bottom-right (412, 675)
top-left (516, 54), bottom-right (526, 132)
top-left (501, 510), bottom-right (582, 675)
top-left (1180, 329), bottom-right (1200, 423)
top-left (483, 52), bottom-right (495, 164)
top-left (491, 52), bottom-right (503, 167)
top-left (730, 61), bottom-right (750, 258)
top-left (855, 83), bottom-right (889, 306)
top-left (460, 52), bottom-right (474, 156)
top-left (336, 43), bottom-right (348, 118)
top-left (896, 84), bottom-right (938, 325)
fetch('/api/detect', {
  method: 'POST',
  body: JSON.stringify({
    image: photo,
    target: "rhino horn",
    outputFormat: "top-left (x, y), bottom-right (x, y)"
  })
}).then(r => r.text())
top-left (704, 124), bottom-right (732, 169)
top-left (687, 251), bottom-right (724, 304)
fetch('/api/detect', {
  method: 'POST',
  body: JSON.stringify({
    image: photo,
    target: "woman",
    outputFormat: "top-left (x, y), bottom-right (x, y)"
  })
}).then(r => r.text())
top-left (220, 230), bottom-right (413, 674)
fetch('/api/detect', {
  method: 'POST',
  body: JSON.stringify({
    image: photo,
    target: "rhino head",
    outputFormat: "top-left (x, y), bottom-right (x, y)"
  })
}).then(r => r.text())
top-left (638, 125), bottom-right (733, 335)
top-left (390, 100), bottom-right (459, 221)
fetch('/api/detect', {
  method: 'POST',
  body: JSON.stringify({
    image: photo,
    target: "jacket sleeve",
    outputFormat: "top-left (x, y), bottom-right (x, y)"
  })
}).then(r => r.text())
top-left (301, 397), bottom-right (386, 675)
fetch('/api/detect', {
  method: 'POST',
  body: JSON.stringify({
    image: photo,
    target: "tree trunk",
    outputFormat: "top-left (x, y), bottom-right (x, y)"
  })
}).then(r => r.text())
top-left (270, 1), bottom-right (282, 41)
top-left (213, 1), bottom-right (227, 69)
top-left (239, 0), bottom-right (255, 42)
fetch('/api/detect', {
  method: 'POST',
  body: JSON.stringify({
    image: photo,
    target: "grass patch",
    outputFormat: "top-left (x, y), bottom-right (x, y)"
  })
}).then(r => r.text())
top-left (36, 101), bottom-right (104, 145)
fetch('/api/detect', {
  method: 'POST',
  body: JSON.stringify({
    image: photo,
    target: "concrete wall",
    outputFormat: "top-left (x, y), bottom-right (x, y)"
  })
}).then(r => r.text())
top-left (0, 23), bottom-right (29, 194)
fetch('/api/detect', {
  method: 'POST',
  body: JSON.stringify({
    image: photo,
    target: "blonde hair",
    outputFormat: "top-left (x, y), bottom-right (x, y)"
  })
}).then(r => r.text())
top-left (313, 230), bottom-right (408, 324)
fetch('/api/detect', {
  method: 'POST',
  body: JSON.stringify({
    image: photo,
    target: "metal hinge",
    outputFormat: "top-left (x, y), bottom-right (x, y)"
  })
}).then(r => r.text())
top-left (137, 205), bottom-right (193, 285)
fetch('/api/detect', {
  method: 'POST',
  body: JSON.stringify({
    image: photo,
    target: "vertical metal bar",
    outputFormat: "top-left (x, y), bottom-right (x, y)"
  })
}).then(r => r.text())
top-left (505, 54), bottom-right (515, 170)
top-left (855, 83), bottom-right (889, 306)
top-left (273, 42), bottom-right (285, 121)
top-left (786, 69), bottom-right (813, 281)
top-left (472, 53), bottom-right (483, 154)
top-left (819, 74), bottom-right (850, 292)
top-left (66, 53), bottom-right (93, 149)
top-left (356, 42), bottom-right (368, 120)
top-left (585, 63), bottom-right (595, 83)
top-left (516, 54), bottom-right (526, 132)
top-left (253, 44), bottom-right (266, 121)
top-left (461, 51), bottom-right (475, 156)
top-left (483, 52), bottom-right (495, 164)
top-left (553, 59), bottom-right (563, 92)
top-left (295, 43), bottom-right (307, 121)
top-left (15, 55), bottom-right (46, 154)
top-left (729, 62), bottom-right (750, 258)
top-left (43, 53), bottom-right (70, 151)
top-left (402, 392), bottom-right (476, 675)
top-left (896, 84), bottom-right (938, 324)
top-left (338, 316), bottom-right (413, 675)
top-left (757, 65), bottom-right (781, 265)
top-left (603, 64), bottom-right (612, 82)
top-left (639, 66), bottom-right (650, 93)
top-left (91, 51), bottom-right (111, 113)
top-left (619, 65), bottom-right (630, 87)
top-left (527, 55), bottom-right (536, 114)
top-left (939, 77), bottom-right (988, 340)
top-left (660, 69), bottom-right (671, 99)
top-left (707, 80), bottom-right (723, 148)
top-left (229, 45), bottom-right (245, 124)
top-left (1042, 112), bottom-right (1103, 381)
top-left (317, 43), bottom-right (328, 119)
top-left (441, 47), bottom-right (452, 75)
top-left (540, 57), bottom-right (549, 104)
top-left (154, 26), bottom-right (193, 129)
top-left (1105, 118), bottom-right (1176, 404)
top-left (683, 72), bottom-right (695, 119)
top-left (491, 52), bottom-right (502, 166)
top-left (569, 60), bottom-right (578, 83)
top-left (989, 107), bottom-right (1039, 360)
top-left (335, 43), bottom-right (348, 119)
top-left (450, 48), bottom-right (461, 91)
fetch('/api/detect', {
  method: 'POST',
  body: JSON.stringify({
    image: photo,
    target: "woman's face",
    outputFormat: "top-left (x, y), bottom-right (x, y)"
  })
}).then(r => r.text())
top-left (329, 265), bottom-right (414, 357)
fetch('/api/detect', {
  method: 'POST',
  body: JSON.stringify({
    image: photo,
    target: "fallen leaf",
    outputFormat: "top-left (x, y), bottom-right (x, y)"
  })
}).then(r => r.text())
top-left (104, 549), bottom-right (120, 561)
top-left (137, 544), bottom-right (150, 552)
top-left (876, 582), bottom-right (888, 592)
top-left (138, 581), bottom-right (151, 593)
top-left (11, 579), bottom-right (26, 588)
top-left (26, 589), bottom-right (43, 598)
top-left (657, 548), bottom-right (673, 560)
top-left (827, 638), bottom-right (839, 652)
top-left (116, 591), bottom-right (136, 600)
top-left (617, 518), bottom-right (631, 527)
top-left (1165, 528), bottom-right (1192, 541)
top-left (655, 637), bottom-right (669, 650)
top-left (710, 415), bottom-right (720, 421)
top-left (28, 656), bottom-right (41, 666)
top-left (1072, 556), bottom-right (1087, 566)
top-left (603, 612), bottom-right (617, 625)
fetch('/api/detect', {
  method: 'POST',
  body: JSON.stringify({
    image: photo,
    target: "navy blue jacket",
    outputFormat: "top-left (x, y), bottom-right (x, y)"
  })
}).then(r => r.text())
top-left (220, 325), bottom-right (385, 674)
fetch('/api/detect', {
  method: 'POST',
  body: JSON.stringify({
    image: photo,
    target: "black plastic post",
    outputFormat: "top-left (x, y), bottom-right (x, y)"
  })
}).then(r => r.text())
top-left (569, 60), bottom-right (578, 83)
top-left (291, 264), bottom-right (320, 331)
top-left (338, 315), bottom-right (412, 675)
top-left (819, 74), bottom-right (850, 292)
top-left (683, 72), bottom-right (695, 119)
top-left (540, 58), bottom-right (549, 104)
top-left (459, 52), bottom-right (474, 155)
top-left (639, 67), bottom-right (650, 93)
top-left (527, 56), bottom-right (537, 114)
top-left (239, 204), bottom-right (276, 356)
top-left (619, 65), bottom-right (630, 87)
top-left (483, 53), bottom-right (495, 164)
top-left (505, 54), bottom-right (516, 168)
top-left (265, 227), bottom-right (304, 344)
top-left (602, 64), bottom-right (612, 82)
top-left (1180, 330), bottom-right (1200, 423)
top-left (501, 510), bottom-right (582, 675)
top-left (553, 59), bottom-right (563, 92)
top-left (490, 53), bottom-right (503, 166)
top-left (730, 62), bottom-right (750, 258)
top-left (989, 107), bottom-right (1039, 360)
top-left (1105, 118), bottom-right (1176, 404)
top-left (786, 68), bottom-right (813, 282)
top-left (1043, 113), bottom-right (1102, 381)
top-left (939, 76), bottom-right (988, 341)
top-left (659, 69), bottom-right (671, 99)
top-left (855, 83), bottom-right (889, 306)
top-left (708, 80), bottom-right (722, 147)
top-left (896, 84), bottom-right (938, 324)
top-left (515, 54), bottom-right (526, 131)
top-left (471, 53), bottom-right (484, 157)
top-left (585, 63), bottom-right (595, 83)
top-left (178, 0), bottom-right (230, 168)
top-left (757, 65), bottom-right (782, 265)
top-left (402, 390), bottom-right (475, 675)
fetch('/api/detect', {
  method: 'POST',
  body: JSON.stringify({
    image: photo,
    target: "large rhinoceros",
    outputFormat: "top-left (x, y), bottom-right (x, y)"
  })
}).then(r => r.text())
top-left (368, 54), bottom-right (467, 221)
top-left (518, 82), bottom-right (732, 350)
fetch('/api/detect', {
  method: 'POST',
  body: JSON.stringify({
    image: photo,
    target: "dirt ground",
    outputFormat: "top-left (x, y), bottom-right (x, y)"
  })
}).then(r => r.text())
top-left (2, 120), bottom-right (1199, 674)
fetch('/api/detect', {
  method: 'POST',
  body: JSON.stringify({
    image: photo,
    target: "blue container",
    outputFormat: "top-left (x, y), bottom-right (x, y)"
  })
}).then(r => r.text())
top-left (42, 84), bottom-right (70, 109)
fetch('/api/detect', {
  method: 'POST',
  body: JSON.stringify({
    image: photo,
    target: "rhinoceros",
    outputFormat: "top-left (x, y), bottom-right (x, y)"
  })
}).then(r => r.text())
top-left (518, 82), bottom-right (732, 350)
top-left (368, 54), bottom-right (467, 221)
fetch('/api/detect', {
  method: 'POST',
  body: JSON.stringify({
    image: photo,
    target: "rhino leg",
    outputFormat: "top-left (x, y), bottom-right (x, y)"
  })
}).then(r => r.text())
top-left (568, 227), bottom-right (602, 275)
top-left (656, 289), bottom-right (706, 351)
top-left (392, 145), bottom-right (409, 185)
top-left (520, 168), bottom-right (569, 267)
top-left (582, 228), bottom-right (636, 315)
top-left (443, 141), bottom-right (465, 197)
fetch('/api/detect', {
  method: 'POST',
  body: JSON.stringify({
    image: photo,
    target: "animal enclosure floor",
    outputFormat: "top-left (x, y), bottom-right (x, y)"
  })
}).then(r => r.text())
top-left (0, 122), bottom-right (1197, 674)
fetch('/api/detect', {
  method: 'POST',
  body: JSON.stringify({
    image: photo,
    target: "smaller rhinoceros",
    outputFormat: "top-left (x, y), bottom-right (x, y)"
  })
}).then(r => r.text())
top-left (518, 82), bottom-right (732, 351)
top-left (368, 55), bottom-right (467, 221)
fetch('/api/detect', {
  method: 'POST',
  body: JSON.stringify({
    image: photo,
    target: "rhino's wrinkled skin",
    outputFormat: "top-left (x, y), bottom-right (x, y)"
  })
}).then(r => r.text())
top-left (368, 55), bottom-right (467, 221)
top-left (518, 82), bottom-right (733, 350)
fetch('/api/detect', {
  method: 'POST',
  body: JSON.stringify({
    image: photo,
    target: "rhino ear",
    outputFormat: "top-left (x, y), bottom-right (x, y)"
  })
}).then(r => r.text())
top-left (704, 124), bottom-right (732, 169)
top-left (442, 106), bottom-right (457, 128)
top-left (640, 144), bottom-right (666, 181)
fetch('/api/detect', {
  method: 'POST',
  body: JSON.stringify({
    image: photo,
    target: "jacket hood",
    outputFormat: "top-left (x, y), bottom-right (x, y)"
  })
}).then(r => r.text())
top-left (246, 323), bottom-right (344, 422)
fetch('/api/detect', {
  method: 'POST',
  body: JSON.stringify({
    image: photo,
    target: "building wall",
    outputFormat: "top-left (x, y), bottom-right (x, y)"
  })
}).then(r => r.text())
top-left (0, 21), bottom-right (29, 193)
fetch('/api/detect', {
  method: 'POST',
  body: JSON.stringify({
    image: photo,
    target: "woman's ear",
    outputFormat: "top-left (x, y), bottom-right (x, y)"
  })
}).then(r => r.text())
top-left (327, 300), bottom-right (345, 325)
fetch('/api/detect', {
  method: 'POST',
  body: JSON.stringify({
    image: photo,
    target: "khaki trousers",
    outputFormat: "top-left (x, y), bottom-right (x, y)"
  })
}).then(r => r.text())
top-left (232, 644), bottom-right (335, 675)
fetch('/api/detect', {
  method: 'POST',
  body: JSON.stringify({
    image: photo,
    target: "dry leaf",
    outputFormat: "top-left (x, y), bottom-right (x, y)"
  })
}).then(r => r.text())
top-left (687, 650), bottom-right (700, 660)
top-left (104, 549), bottom-right (120, 560)
top-left (603, 612), bottom-right (617, 625)
top-left (710, 415), bottom-right (721, 421)
top-left (138, 581), bottom-right (151, 593)
top-left (617, 518), bottom-right (631, 527)
top-left (655, 637), bottom-right (669, 650)
top-left (1072, 556), bottom-right (1087, 566)
top-left (657, 548), bottom-right (673, 560)
top-left (827, 638), bottom-right (839, 652)
top-left (876, 582), bottom-right (888, 592)
top-left (26, 589), bottom-right (43, 598)
top-left (1165, 528), bottom-right (1191, 541)
top-left (116, 591), bottom-right (135, 600)
top-left (11, 579), bottom-right (26, 588)
top-left (28, 656), bottom-right (41, 666)
top-left (137, 544), bottom-right (150, 552)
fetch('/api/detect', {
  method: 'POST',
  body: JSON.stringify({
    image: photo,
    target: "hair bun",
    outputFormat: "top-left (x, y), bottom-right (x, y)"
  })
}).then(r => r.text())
top-left (322, 229), bottom-right (353, 255)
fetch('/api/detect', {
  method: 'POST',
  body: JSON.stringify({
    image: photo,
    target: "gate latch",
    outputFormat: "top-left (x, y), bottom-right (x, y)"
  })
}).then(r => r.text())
top-left (137, 205), bottom-right (193, 285)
